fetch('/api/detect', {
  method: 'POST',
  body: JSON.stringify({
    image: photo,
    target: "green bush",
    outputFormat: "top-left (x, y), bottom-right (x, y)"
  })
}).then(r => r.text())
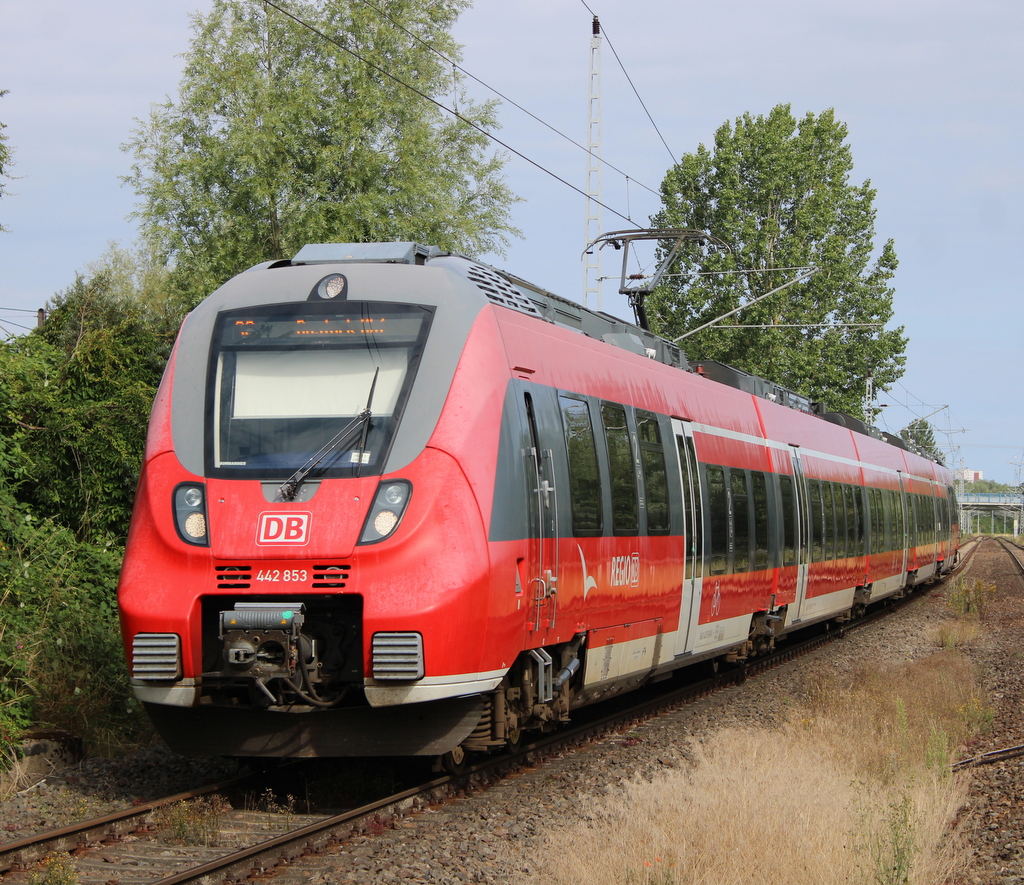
top-left (0, 503), bottom-right (148, 752)
top-left (0, 258), bottom-right (177, 753)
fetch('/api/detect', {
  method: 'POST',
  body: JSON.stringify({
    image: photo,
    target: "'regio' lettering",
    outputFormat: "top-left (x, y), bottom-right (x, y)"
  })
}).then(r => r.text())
top-left (609, 553), bottom-right (640, 588)
top-left (256, 512), bottom-right (311, 545)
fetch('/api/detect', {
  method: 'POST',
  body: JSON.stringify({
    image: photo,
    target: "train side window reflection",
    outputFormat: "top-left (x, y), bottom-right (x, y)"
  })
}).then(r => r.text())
top-left (752, 471), bottom-right (769, 570)
top-left (883, 489), bottom-right (894, 552)
top-left (823, 482), bottom-right (836, 561)
top-left (808, 479), bottom-right (824, 563)
top-left (636, 410), bottom-right (669, 535)
top-left (837, 484), bottom-right (849, 560)
top-left (677, 435), bottom-right (703, 580)
top-left (558, 396), bottom-right (602, 536)
top-left (731, 469), bottom-right (750, 573)
top-left (706, 465), bottom-right (728, 575)
top-left (870, 489), bottom-right (883, 552)
top-left (779, 474), bottom-right (797, 567)
top-left (846, 484), bottom-right (858, 558)
top-left (601, 403), bottom-right (639, 535)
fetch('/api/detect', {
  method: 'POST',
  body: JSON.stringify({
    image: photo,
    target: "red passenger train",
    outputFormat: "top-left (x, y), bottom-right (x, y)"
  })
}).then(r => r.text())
top-left (118, 241), bottom-right (959, 762)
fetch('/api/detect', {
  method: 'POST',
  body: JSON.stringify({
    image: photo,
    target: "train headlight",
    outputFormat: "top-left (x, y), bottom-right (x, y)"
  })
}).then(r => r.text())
top-left (174, 483), bottom-right (210, 546)
top-left (312, 273), bottom-right (348, 300)
top-left (383, 484), bottom-right (406, 506)
top-left (374, 510), bottom-right (399, 536)
top-left (359, 480), bottom-right (412, 545)
top-left (184, 512), bottom-right (207, 538)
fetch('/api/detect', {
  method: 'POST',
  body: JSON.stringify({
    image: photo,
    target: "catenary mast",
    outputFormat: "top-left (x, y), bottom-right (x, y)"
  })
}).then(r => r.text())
top-left (583, 16), bottom-right (602, 310)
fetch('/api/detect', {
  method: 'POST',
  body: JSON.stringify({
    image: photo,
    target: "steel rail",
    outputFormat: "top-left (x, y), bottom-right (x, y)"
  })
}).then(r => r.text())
top-left (950, 537), bottom-right (1024, 771)
top-left (996, 537), bottom-right (1024, 579)
top-left (0, 767), bottom-right (284, 875)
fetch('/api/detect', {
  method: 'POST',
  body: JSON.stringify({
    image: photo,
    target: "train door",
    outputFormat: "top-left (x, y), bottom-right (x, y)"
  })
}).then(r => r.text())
top-left (671, 419), bottom-right (703, 654)
top-left (788, 447), bottom-right (810, 623)
top-left (896, 473), bottom-right (909, 577)
top-left (523, 391), bottom-right (559, 631)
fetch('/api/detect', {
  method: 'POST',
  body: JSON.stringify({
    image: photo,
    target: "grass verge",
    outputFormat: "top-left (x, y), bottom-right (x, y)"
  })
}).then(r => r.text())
top-left (528, 648), bottom-right (988, 885)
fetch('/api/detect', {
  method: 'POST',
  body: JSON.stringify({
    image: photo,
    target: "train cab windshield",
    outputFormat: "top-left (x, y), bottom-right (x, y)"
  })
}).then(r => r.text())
top-left (206, 301), bottom-right (432, 477)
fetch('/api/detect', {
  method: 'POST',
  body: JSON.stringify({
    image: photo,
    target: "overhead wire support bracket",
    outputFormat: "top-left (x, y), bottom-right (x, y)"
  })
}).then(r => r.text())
top-left (584, 228), bottom-right (727, 331)
top-left (671, 265), bottom-right (820, 343)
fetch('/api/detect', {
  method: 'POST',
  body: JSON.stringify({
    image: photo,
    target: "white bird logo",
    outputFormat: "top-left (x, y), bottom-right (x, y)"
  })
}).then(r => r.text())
top-left (578, 544), bottom-right (598, 600)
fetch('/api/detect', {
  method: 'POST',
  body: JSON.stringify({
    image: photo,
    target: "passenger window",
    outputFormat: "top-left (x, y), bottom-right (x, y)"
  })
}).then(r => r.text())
top-left (677, 435), bottom-right (703, 580)
top-left (872, 489), bottom-right (884, 551)
top-left (636, 410), bottom-right (669, 535)
top-left (752, 471), bottom-right (770, 570)
top-left (601, 403), bottom-right (638, 535)
top-left (559, 396), bottom-right (602, 536)
top-left (882, 490), bottom-right (894, 552)
top-left (779, 474), bottom-right (797, 567)
top-left (839, 487), bottom-right (856, 557)
top-left (823, 483), bottom-right (836, 560)
top-left (808, 480), bottom-right (824, 563)
top-left (706, 465), bottom-right (728, 575)
top-left (852, 487), bottom-right (863, 557)
top-left (731, 469), bottom-right (750, 573)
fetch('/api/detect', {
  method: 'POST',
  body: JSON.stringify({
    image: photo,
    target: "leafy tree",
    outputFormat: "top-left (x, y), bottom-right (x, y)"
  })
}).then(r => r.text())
top-left (899, 418), bottom-right (941, 462)
top-left (0, 89), bottom-right (12, 232)
top-left (0, 249), bottom-right (177, 545)
top-left (125, 0), bottom-right (519, 305)
top-left (964, 479), bottom-right (1016, 495)
top-left (648, 105), bottom-right (906, 418)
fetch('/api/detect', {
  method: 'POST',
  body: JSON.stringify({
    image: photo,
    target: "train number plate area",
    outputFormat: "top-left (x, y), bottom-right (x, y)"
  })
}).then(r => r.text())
top-left (256, 568), bottom-right (309, 583)
top-left (214, 563), bottom-right (351, 590)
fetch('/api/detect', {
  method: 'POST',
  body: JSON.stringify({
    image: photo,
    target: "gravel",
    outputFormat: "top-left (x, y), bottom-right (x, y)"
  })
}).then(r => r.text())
top-left (952, 543), bottom-right (1024, 885)
top-left (1, 747), bottom-right (239, 841)
top-left (4, 540), bottom-right (1021, 885)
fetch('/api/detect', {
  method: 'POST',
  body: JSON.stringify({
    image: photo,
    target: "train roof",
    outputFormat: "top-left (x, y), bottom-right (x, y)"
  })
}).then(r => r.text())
top-left (276, 242), bottom-right (942, 468)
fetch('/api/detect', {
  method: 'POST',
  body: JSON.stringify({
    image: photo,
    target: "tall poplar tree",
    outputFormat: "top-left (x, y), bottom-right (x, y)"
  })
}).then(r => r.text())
top-left (649, 105), bottom-right (905, 418)
top-left (0, 89), bottom-right (12, 232)
top-left (125, 0), bottom-right (519, 304)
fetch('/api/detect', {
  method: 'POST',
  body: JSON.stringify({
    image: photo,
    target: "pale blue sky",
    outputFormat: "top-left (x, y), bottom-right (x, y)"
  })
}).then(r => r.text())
top-left (1, 0), bottom-right (1021, 480)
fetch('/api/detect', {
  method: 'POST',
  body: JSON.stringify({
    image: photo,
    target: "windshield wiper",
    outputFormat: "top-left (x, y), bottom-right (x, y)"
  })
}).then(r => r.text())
top-left (278, 367), bottom-right (380, 501)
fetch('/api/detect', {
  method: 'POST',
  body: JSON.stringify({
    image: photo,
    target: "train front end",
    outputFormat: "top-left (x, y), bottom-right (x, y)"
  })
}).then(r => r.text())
top-left (118, 243), bottom-right (506, 757)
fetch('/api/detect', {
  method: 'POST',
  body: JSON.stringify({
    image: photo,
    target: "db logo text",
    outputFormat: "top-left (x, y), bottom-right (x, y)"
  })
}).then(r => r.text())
top-left (256, 512), bottom-right (311, 546)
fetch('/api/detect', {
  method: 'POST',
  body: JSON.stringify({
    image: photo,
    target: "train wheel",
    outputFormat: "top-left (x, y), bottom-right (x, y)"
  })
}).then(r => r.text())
top-left (440, 745), bottom-right (467, 775)
top-left (505, 726), bottom-right (523, 752)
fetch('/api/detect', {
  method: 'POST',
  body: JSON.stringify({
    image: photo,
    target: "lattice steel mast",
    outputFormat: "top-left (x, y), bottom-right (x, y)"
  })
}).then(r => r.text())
top-left (583, 16), bottom-right (602, 310)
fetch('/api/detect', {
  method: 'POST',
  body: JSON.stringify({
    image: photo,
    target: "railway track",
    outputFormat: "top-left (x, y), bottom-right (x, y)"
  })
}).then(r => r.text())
top-left (1, 547), bottom-right (980, 885)
top-left (996, 536), bottom-right (1024, 579)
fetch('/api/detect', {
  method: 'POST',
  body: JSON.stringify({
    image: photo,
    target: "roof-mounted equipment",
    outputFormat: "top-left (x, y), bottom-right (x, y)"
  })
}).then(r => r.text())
top-left (585, 228), bottom-right (727, 331)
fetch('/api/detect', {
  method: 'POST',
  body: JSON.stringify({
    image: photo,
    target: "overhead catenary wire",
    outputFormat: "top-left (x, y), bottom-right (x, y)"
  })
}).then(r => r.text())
top-left (348, 0), bottom-right (661, 199)
top-left (258, 0), bottom-right (635, 226)
top-left (601, 266), bottom-right (822, 281)
top-left (576, 0), bottom-right (677, 166)
top-left (0, 318), bottom-right (36, 333)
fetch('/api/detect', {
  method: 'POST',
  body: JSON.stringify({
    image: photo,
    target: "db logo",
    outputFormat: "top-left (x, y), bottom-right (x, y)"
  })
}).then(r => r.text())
top-left (256, 512), bottom-right (311, 546)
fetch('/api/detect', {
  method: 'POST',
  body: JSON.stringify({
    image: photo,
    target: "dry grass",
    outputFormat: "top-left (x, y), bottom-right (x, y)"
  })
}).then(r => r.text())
top-left (945, 576), bottom-right (997, 619)
top-left (156, 796), bottom-right (231, 847)
top-left (526, 650), bottom-right (987, 885)
top-left (930, 617), bottom-right (980, 649)
top-left (0, 749), bottom-right (31, 802)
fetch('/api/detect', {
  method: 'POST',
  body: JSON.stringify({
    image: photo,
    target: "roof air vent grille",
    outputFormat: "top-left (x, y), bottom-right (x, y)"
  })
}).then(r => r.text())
top-left (465, 265), bottom-right (542, 317)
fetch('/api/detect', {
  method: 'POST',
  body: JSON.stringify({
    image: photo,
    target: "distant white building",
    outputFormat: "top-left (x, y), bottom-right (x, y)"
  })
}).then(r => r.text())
top-left (953, 468), bottom-right (983, 482)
